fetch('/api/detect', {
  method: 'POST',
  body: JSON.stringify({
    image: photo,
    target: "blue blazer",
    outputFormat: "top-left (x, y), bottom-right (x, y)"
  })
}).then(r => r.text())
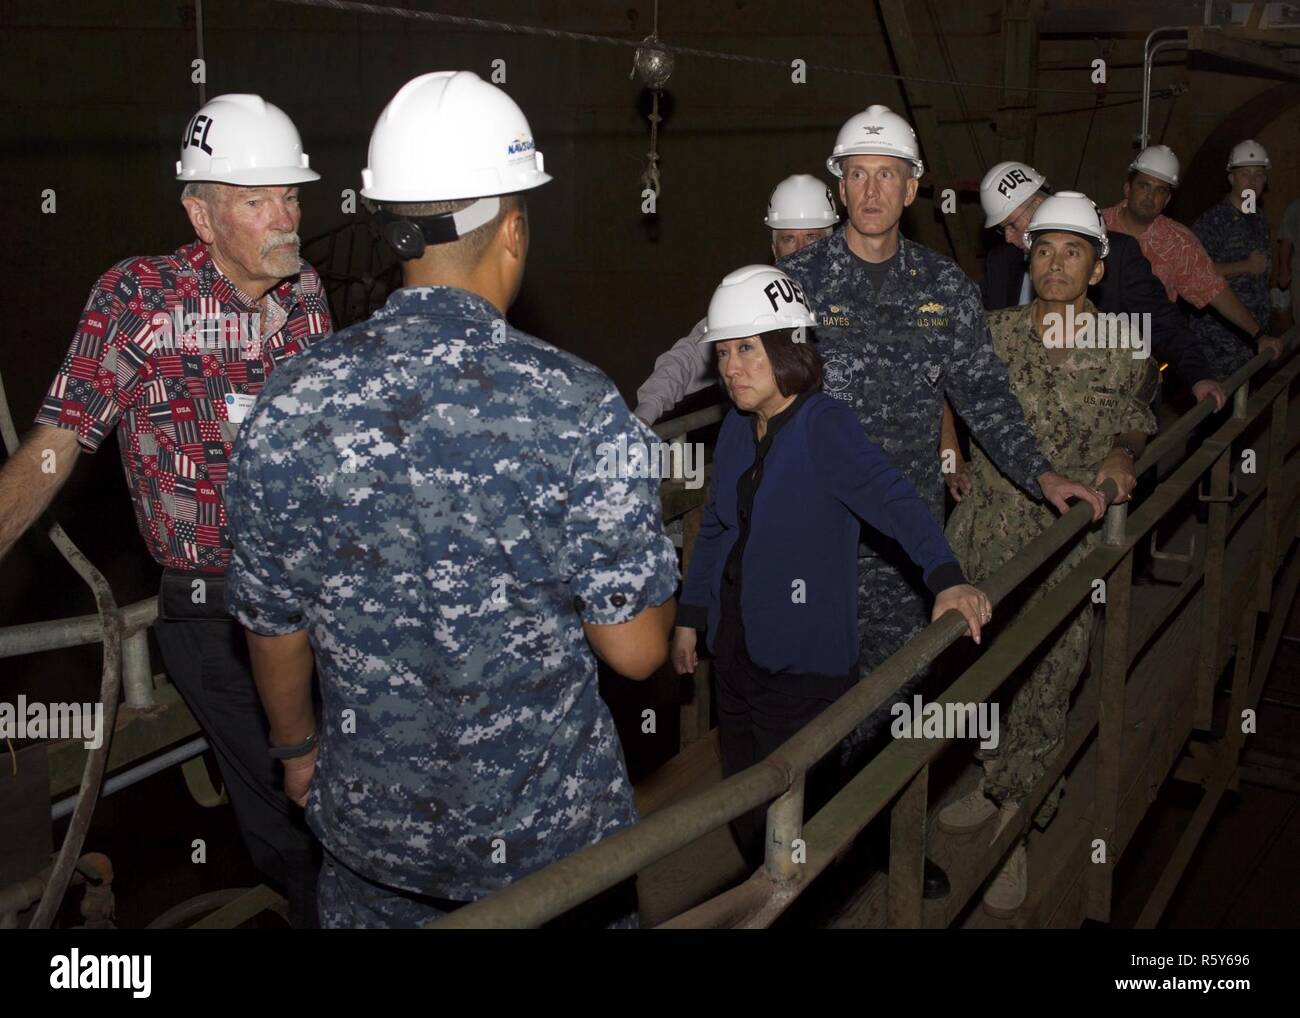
top-left (679, 392), bottom-right (964, 678)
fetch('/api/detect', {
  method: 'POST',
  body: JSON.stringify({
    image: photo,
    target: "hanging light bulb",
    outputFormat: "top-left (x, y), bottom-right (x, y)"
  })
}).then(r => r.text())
top-left (632, 34), bottom-right (674, 90)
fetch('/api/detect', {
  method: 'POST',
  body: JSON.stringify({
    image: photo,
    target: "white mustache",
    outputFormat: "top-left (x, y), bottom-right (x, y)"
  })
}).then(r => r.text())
top-left (262, 232), bottom-right (300, 255)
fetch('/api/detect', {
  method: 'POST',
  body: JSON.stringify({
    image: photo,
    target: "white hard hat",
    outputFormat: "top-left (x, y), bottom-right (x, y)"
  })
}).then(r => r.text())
top-left (979, 161), bottom-right (1045, 228)
top-left (1129, 144), bottom-right (1180, 187)
top-left (827, 105), bottom-right (924, 179)
top-left (175, 94), bottom-right (319, 186)
top-left (361, 70), bottom-right (551, 202)
top-left (1024, 190), bottom-right (1109, 259)
top-left (700, 266), bottom-right (817, 345)
top-left (1227, 139), bottom-right (1270, 170)
top-left (765, 174), bottom-right (840, 230)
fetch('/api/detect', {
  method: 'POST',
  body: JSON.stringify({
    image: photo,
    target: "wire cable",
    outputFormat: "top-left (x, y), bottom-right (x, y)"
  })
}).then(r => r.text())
top-left (267, 0), bottom-right (1148, 96)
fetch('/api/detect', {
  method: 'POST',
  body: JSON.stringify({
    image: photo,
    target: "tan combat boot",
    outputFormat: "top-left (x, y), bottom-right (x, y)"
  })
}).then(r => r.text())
top-left (982, 841), bottom-right (1028, 918)
top-left (936, 789), bottom-right (998, 834)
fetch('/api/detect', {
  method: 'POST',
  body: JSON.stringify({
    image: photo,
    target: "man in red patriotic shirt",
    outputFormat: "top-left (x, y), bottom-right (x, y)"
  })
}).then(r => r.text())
top-left (0, 94), bottom-right (331, 927)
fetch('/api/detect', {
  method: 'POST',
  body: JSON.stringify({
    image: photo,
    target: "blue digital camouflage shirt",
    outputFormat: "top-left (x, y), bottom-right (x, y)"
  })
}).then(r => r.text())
top-left (778, 230), bottom-right (1053, 536)
top-left (225, 285), bottom-right (678, 902)
top-left (1191, 199), bottom-right (1271, 379)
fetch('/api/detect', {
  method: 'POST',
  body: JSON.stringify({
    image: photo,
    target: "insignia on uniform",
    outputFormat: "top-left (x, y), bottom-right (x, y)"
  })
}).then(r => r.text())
top-left (918, 302), bottom-right (944, 313)
top-left (830, 305), bottom-right (841, 313)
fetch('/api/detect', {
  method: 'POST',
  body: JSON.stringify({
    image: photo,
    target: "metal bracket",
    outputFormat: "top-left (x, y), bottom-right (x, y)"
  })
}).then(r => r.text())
top-left (1149, 530), bottom-right (1198, 565)
top-left (1197, 477), bottom-right (1238, 502)
top-left (181, 756), bottom-right (228, 808)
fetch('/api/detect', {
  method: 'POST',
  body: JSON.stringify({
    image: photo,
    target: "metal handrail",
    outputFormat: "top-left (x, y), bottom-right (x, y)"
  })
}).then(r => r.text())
top-left (434, 340), bottom-right (1298, 928)
top-left (2, 332), bottom-right (1293, 928)
top-left (0, 368), bottom-right (124, 929)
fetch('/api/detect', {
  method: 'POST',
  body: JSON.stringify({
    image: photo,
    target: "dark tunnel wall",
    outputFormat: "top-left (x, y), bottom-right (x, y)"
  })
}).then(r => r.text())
top-left (2, 0), bottom-right (1299, 674)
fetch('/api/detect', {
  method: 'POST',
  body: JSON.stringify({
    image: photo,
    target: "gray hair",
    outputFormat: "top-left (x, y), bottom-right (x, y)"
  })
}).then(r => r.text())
top-left (181, 181), bottom-right (217, 203)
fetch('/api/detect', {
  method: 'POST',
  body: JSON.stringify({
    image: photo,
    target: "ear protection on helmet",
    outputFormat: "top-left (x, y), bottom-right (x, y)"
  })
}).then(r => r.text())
top-left (372, 196), bottom-right (502, 261)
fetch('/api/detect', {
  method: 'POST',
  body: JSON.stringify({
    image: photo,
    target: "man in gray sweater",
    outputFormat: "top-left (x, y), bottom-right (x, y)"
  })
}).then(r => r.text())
top-left (633, 174), bottom-right (839, 424)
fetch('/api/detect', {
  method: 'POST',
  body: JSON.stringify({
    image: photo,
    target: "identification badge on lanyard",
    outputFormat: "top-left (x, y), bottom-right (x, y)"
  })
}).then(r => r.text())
top-left (223, 392), bottom-right (257, 424)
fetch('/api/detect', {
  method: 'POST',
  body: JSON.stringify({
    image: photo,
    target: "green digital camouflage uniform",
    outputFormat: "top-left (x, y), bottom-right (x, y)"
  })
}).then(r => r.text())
top-left (946, 300), bottom-right (1158, 827)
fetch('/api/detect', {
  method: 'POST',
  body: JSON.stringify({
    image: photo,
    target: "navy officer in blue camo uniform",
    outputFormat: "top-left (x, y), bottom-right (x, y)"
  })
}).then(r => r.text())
top-left (224, 71), bottom-right (677, 928)
top-left (777, 106), bottom-right (1105, 768)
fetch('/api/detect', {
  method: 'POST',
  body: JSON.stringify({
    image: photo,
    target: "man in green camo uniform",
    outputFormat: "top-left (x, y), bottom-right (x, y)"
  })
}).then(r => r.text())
top-left (937, 192), bottom-right (1158, 918)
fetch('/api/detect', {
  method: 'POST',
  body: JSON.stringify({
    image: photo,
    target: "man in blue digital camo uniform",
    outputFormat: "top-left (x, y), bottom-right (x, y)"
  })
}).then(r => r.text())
top-left (224, 71), bottom-right (678, 928)
top-left (1191, 140), bottom-right (1284, 378)
top-left (777, 108), bottom-right (1105, 896)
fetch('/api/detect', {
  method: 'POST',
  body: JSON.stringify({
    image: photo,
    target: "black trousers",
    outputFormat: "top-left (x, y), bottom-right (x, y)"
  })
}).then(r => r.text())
top-left (153, 618), bottom-right (321, 928)
top-left (713, 651), bottom-right (857, 870)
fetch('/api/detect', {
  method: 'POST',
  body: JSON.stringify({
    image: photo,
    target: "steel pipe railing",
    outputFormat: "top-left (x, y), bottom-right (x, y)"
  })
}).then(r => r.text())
top-left (2, 318), bottom-right (1294, 928)
top-left (1142, 26), bottom-right (1190, 148)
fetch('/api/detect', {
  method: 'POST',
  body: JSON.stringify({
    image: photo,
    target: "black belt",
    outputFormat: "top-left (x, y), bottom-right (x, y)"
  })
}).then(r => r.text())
top-left (158, 568), bottom-right (231, 622)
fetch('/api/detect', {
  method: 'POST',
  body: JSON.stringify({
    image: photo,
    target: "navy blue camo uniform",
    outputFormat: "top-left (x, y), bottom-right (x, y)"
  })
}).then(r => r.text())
top-left (778, 231), bottom-right (1053, 760)
top-left (1190, 199), bottom-right (1271, 379)
top-left (225, 286), bottom-right (678, 928)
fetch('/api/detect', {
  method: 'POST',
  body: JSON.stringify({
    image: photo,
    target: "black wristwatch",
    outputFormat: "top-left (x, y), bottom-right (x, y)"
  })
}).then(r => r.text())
top-left (268, 731), bottom-right (318, 760)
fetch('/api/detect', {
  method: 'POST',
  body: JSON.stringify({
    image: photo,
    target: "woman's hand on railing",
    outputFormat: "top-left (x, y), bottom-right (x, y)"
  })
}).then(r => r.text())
top-left (932, 584), bottom-right (992, 646)
top-left (670, 626), bottom-right (699, 674)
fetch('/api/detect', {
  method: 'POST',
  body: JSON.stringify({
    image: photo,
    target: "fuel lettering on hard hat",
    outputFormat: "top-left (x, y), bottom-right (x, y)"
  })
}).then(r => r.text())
top-left (183, 114), bottom-right (215, 155)
top-left (997, 168), bottom-right (1033, 198)
top-left (762, 277), bottom-right (809, 312)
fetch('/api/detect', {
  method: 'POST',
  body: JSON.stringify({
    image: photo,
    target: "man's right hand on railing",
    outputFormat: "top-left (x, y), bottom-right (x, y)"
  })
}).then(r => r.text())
top-left (944, 454), bottom-right (974, 503)
top-left (1260, 335), bottom-right (1286, 361)
top-left (1039, 470), bottom-right (1106, 521)
top-left (670, 625), bottom-right (699, 674)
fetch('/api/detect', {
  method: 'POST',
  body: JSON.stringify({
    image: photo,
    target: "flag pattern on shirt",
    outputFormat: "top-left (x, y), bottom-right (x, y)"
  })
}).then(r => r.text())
top-left (35, 240), bottom-right (332, 572)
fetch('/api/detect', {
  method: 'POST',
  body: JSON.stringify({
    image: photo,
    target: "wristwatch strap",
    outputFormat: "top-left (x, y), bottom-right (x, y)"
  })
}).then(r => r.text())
top-left (268, 731), bottom-right (318, 760)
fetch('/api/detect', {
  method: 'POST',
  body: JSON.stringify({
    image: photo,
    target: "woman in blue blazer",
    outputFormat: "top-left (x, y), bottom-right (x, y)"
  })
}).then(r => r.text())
top-left (670, 265), bottom-right (990, 867)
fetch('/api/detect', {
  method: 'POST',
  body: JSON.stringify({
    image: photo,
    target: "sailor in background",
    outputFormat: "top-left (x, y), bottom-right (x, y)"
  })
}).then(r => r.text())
top-left (634, 174), bottom-right (839, 425)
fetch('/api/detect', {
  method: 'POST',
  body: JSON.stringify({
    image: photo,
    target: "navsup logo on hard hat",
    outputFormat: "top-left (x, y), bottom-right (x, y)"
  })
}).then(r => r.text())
top-left (506, 137), bottom-right (535, 159)
top-left (863, 125), bottom-right (884, 135)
